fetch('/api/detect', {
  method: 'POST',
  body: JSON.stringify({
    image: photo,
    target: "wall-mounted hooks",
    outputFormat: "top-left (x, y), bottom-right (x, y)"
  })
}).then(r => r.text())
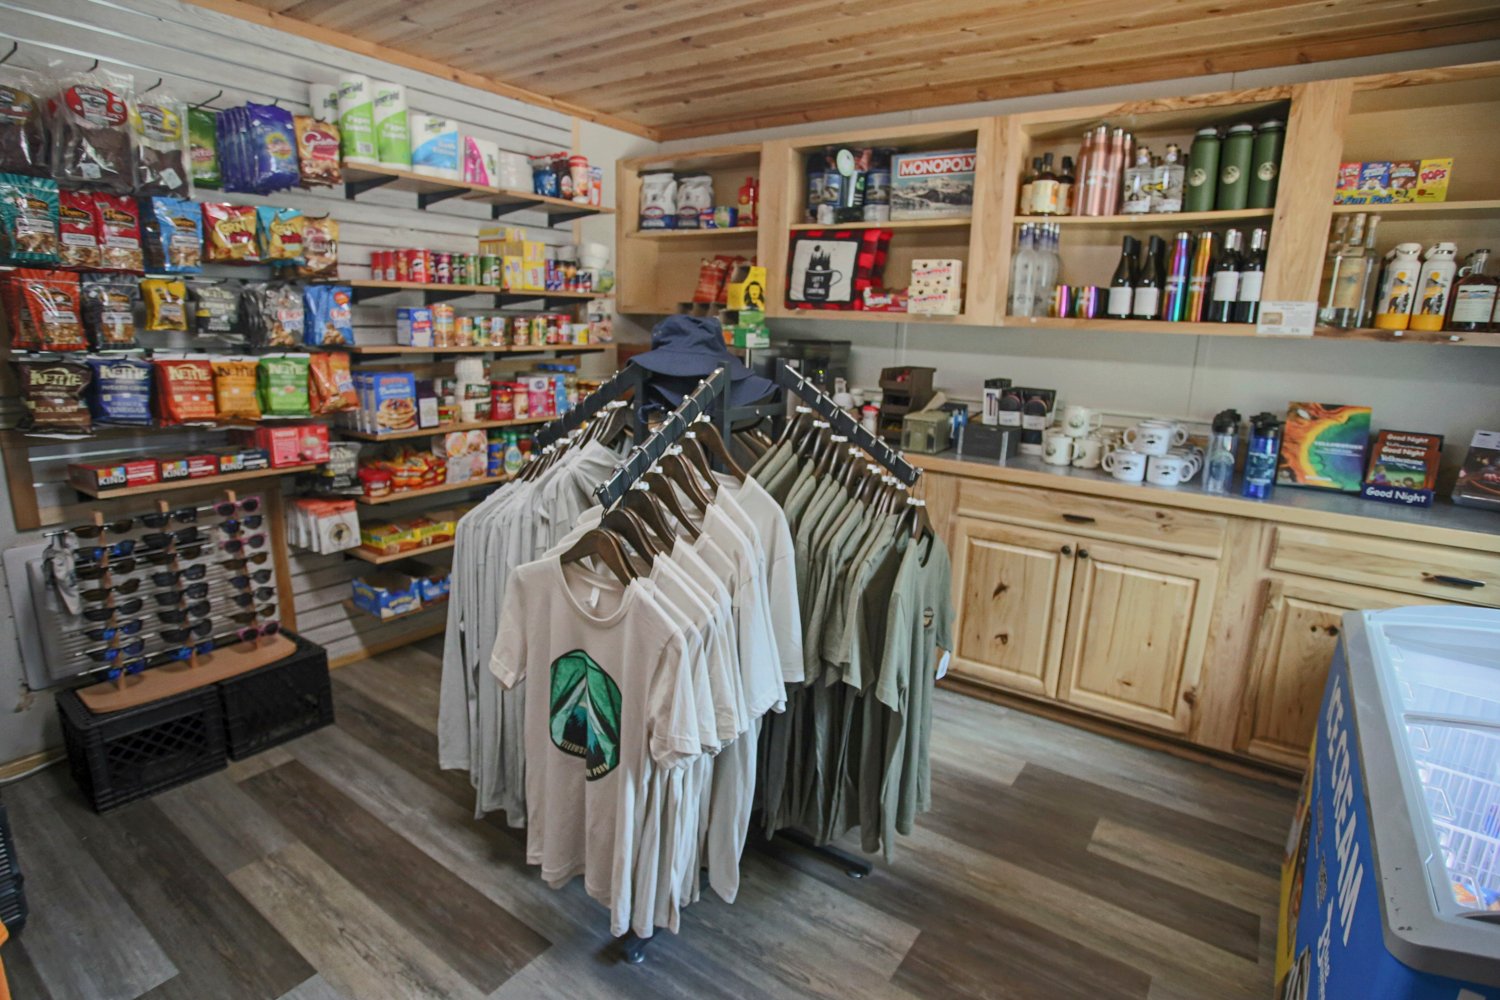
top-left (142, 77), bottom-right (163, 94)
top-left (86, 58), bottom-right (99, 72)
top-left (0, 42), bottom-right (18, 67)
top-left (190, 89), bottom-right (223, 111)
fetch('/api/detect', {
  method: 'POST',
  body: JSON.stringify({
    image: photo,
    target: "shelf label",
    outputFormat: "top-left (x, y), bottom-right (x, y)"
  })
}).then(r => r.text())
top-left (1256, 300), bottom-right (1317, 337)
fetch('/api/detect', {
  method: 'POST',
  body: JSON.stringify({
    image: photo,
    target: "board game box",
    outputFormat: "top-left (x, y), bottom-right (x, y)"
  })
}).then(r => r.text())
top-left (891, 149), bottom-right (975, 220)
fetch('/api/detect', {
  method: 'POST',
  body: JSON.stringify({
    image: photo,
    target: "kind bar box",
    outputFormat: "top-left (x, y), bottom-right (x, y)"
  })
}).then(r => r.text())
top-left (908, 259), bottom-right (963, 315)
top-left (1276, 402), bottom-right (1372, 492)
top-left (1452, 429), bottom-right (1500, 511)
top-left (67, 460), bottom-right (159, 493)
top-left (891, 148), bottom-right (975, 220)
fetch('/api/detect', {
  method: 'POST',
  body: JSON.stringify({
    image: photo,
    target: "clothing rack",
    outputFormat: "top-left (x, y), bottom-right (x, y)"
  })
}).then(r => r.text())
top-left (593, 368), bottom-right (730, 510)
top-left (533, 364), bottom-right (647, 448)
top-left (772, 360), bottom-right (922, 488)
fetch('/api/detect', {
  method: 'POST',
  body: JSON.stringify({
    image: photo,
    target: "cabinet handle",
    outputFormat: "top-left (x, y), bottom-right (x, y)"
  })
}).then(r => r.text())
top-left (1062, 514), bottom-right (1096, 524)
top-left (1078, 549), bottom-right (1090, 559)
top-left (1423, 573), bottom-right (1485, 589)
top-left (1060, 545), bottom-right (1073, 556)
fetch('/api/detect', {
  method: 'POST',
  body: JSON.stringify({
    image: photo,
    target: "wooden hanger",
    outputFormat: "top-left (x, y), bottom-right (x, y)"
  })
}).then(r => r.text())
top-left (599, 507), bottom-right (661, 560)
top-left (621, 485), bottom-right (678, 548)
top-left (662, 449), bottom-right (714, 508)
top-left (777, 407), bottom-right (813, 446)
top-left (690, 422), bottom-right (747, 481)
top-left (559, 528), bottom-right (637, 586)
top-left (643, 469), bottom-right (701, 540)
top-left (681, 431), bottom-right (716, 481)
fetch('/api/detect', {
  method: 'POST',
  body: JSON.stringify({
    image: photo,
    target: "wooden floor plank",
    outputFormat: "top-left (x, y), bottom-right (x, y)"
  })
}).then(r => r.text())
top-left (325, 678), bottom-right (479, 812)
top-left (152, 771), bottom-right (293, 875)
top-left (0, 936), bottom-right (57, 1000)
top-left (276, 975), bottom-right (350, 1000)
top-left (228, 842), bottom-right (485, 1000)
top-left (4, 781), bottom-right (177, 1000)
top-left (1088, 817), bottom-right (1282, 916)
top-left (330, 644), bottom-right (444, 733)
top-left (241, 758), bottom-right (550, 994)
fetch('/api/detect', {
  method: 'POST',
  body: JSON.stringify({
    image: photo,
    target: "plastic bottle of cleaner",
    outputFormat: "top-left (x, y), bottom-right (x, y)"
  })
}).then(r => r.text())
top-left (1409, 242), bottom-right (1458, 332)
top-left (1374, 242), bottom-right (1423, 330)
top-left (1203, 408), bottom-right (1241, 495)
top-left (1242, 413), bottom-right (1281, 500)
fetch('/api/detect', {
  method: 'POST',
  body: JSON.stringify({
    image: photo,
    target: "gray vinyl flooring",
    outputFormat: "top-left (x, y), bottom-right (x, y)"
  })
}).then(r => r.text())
top-left (1, 636), bottom-right (1296, 999)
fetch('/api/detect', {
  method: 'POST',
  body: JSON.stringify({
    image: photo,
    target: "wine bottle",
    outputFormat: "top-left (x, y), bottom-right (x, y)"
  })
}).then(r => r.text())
top-left (1059, 156), bottom-right (1076, 215)
top-left (1032, 152), bottom-right (1059, 216)
top-left (1133, 235), bottom-right (1165, 319)
top-left (1020, 157), bottom-right (1040, 215)
top-left (1233, 228), bottom-right (1268, 323)
top-left (1107, 236), bottom-right (1138, 319)
top-left (1207, 229), bottom-right (1243, 322)
top-left (1447, 248), bottom-right (1498, 332)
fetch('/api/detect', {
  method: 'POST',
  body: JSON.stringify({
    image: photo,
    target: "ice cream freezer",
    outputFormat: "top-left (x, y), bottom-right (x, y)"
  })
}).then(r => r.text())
top-left (1277, 606), bottom-right (1500, 1000)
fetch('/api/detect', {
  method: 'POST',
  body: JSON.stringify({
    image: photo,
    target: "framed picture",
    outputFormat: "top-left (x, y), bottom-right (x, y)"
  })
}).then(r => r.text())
top-left (786, 232), bottom-right (861, 308)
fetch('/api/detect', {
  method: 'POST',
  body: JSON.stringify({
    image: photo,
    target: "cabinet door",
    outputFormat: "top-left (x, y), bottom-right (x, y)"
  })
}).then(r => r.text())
top-left (1058, 540), bottom-right (1218, 734)
top-left (950, 517), bottom-right (1074, 697)
top-left (1239, 577), bottom-right (1439, 769)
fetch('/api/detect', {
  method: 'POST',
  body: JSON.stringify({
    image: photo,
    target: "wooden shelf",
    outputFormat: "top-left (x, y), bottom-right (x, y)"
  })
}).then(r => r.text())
top-left (348, 540), bottom-right (455, 565)
top-left (70, 464), bottom-right (320, 500)
top-left (629, 227), bottom-right (759, 239)
top-left (341, 163), bottom-right (612, 224)
top-left (355, 473), bottom-right (512, 506)
top-left (341, 597), bottom-right (446, 623)
top-left (788, 218), bottom-right (971, 232)
top-left (339, 279), bottom-right (600, 307)
top-left (341, 343), bottom-right (607, 355)
top-left (1015, 208), bottom-right (1276, 226)
top-left (998, 316), bottom-right (1500, 346)
top-left (777, 308), bottom-right (971, 324)
top-left (336, 418), bottom-right (545, 442)
top-left (1329, 199), bottom-right (1500, 219)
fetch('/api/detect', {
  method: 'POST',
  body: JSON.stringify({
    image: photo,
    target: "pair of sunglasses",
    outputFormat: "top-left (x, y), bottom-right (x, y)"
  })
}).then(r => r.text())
top-left (230, 587), bottom-right (276, 607)
top-left (70, 519), bottom-right (135, 539)
top-left (157, 601), bottom-right (211, 624)
top-left (229, 568), bottom-right (273, 589)
top-left (102, 659), bottom-right (147, 681)
top-left (219, 515), bottom-right (264, 535)
top-left (222, 552), bottom-right (269, 571)
top-left (143, 545), bottom-right (204, 566)
top-left (75, 540), bottom-right (136, 561)
top-left (222, 621), bottom-right (281, 645)
top-left (76, 558), bottom-right (137, 581)
top-left (220, 534), bottom-right (266, 555)
top-left (85, 618), bottom-right (145, 642)
top-left (141, 506), bottom-right (199, 529)
top-left (141, 528), bottom-right (204, 551)
top-left (162, 619), bottom-right (214, 643)
top-left (151, 640), bottom-right (216, 665)
top-left (150, 563), bottom-right (208, 587)
top-left (80, 639), bottom-right (147, 663)
top-left (213, 497), bottom-right (261, 517)
top-left (82, 578), bottom-right (142, 602)
top-left (229, 607), bottom-right (277, 624)
top-left (83, 598), bottom-right (144, 622)
top-left (153, 582), bottom-right (210, 606)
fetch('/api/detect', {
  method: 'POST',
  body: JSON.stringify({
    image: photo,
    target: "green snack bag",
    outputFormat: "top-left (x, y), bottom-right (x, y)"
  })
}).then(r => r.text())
top-left (257, 354), bottom-right (311, 416)
top-left (189, 107), bottom-right (220, 189)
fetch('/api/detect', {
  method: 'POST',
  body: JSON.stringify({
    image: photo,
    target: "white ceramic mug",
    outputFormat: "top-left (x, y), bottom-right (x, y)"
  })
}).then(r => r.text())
top-left (1072, 436), bottom-right (1105, 470)
top-left (1147, 453), bottom-right (1194, 486)
top-left (1102, 448), bottom-right (1147, 482)
top-left (1062, 405), bottom-right (1103, 438)
top-left (1170, 447), bottom-right (1203, 478)
top-left (1043, 430), bottom-right (1083, 466)
top-left (1123, 419), bottom-right (1188, 456)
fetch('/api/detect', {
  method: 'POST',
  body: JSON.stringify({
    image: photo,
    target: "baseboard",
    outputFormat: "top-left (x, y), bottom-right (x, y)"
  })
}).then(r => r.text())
top-left (0, 748), bottom-right (64, 782)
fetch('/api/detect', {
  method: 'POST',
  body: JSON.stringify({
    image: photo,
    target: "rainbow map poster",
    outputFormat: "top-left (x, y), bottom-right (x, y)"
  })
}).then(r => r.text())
top-left (1276, 402), bottom-right (1372, 492)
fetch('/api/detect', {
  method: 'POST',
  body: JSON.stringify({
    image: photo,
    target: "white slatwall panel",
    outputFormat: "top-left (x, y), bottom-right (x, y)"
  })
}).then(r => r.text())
top-left (0, 0), bottom-right (633, 760)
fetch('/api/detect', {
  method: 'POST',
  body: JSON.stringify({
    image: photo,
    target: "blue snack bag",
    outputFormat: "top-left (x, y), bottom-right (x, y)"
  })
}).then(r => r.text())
top-left (87, 356), bottom-right (154, 426)
top-left (303, 284), bottom-right (354, 346)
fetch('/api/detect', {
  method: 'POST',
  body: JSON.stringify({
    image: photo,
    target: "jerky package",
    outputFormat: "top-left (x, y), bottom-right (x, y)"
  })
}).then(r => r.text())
top-left (57, 189), bottom-right (99, 268)
top-left (80, 273), bottom-right (139, 349)
top-left (87, 356), bottom-right (153, 426)
top-left (5, 268), bottom-right (85, 351)
top-left (0, 173), bottom-right (58, 265)
top-left (142, 196), bottom-right (202, 273)
top-left (91, 193), bottom-right (143, 271)
top-left (13, 358), bottom-right (91, 433)
top-left (0, 65), bottom-right (50, 176)
top-left (190, 281), bottom-right (239, 335)
top-left (130, 91), bottom-right (189, 196)
top-left (187, 107), bottom-right (219, 189)
top-left (50, 67), bottom-right (134, 192)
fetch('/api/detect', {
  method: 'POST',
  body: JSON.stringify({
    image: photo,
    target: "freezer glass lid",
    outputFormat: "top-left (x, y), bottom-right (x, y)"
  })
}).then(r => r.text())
top-left (1380, 620), bottom-right (1500, 917)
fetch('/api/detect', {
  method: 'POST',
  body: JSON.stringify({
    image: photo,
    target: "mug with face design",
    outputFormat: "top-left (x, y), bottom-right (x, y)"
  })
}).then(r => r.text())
top-left (1171, 447), bottom-right (1203, 478)
top-left (1043, 430), bottom-right (1084, 466)
top-left (1122, 422), bottom-right (1174, 455)
top-left (1147, 453), bottom-right (1194, 486)
top-left (1072, 435), bottom-right (1106, 469)
top-left (1102, 448), bottom-right (1147, 482)
top-left (1062, 405), bottom-right (1104, 438)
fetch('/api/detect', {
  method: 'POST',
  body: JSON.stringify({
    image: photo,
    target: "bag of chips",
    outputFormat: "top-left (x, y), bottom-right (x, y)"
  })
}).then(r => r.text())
top-left (153, 358), bottom-right (217, 424)
top-left (190, 281), bottom-right (239, 336)
top-left (91, 193), bottom-right (142, 271)
top-left (130, 91), bottom-right (189, 197)
top-left (0, 66), bottom-right (50, 176)
top-left (87, 356), bottom-right (153, 426)
top-left (212, 358), bottom-right (261, 421)
top-left (303, 283), bottom-right (354, 346)
top-left (49, 67), bottom-right (134, 192)
top-left (243, 281), bottom-right (302, 348)
top-left (13, 358), bottom-right (91, 432)
top-left (141, 276), bottom-right (187, 331)
top-left (297, 215), bottom-right (338, 280)
top-left (257, 205), bottom-right (303, 261)
top-left (294, 115), bottom-right (341, 187)
top-left (202, 201), bottom-right (259, 262)
top-left (57, 189), bottom-right (99, 268)
top-left (5, 269), bottom-right (84, 351)
top-left (80, 273), bottom-right (138, 349)
top-left (309, 351), bottom-right (357, 413)
top-left (142, 196), bottom-right (202, 273)
top-left (243, 102), bottom-right (299, 195)
top-left (188, 107), bottom-right (219, 189)
top-left (257, 354), bottom-right (311, 416)
top-left (0, 173), bottom-right (59, 265)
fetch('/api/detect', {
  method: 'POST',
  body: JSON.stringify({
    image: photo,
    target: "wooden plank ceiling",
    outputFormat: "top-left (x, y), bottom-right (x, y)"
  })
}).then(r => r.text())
top-left (204, 0), bottom-right (1500, 139)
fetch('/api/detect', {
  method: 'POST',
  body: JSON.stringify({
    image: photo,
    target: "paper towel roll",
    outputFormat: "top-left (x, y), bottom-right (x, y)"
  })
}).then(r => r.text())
top-left (372, 81), bottom-right (410, 168)
top-left (409, 113), bottom-right (460, 180)
top-left (337, 74), bottom-right (377, 164)
top-left (308, 83), bottom-right (339, 123)
top-left (462, 136), bottom-right (500, 187)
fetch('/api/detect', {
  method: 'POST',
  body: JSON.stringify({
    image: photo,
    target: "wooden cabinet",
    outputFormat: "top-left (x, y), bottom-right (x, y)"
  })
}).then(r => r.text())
top-left (1058, 541), bottom-right (1217, 735)
top-left (951, 518), bottom-right (1073, 697)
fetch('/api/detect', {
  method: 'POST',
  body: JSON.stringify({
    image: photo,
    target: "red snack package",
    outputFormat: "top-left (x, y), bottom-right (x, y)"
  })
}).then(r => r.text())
top-left (57, 190), bottom-right (100, 268)
top-left (309, 351), bottom-right (357, 414)
top-left (202, 202), bottom-right (260, 263)
top-left (153, 358), bottom-right (218, 425)
top-left (91, 193), bottom-right (143, 272)
top-left (5, 268), bottom-right (85, 351)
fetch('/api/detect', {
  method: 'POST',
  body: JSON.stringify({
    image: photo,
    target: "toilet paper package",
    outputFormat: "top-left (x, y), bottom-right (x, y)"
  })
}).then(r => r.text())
top-left (462, 136), bottom-right (500, 187)
top-left (308, 83), bottom-right (339, 124)
top-left (372, 82), bottom-right (410, 167)
top-left (336, 74), bottom-right (377, 164)
top-left (409, 113), bottom-right (459, 179)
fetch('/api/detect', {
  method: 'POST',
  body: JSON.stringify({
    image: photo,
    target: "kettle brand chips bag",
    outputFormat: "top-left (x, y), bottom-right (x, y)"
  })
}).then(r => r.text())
top-left (5, 268), bottom-right (85, 351)
top-left (87, 356), bottom-right (153, 426)
top-left (257, 354), bottom-right (311, 416)
top-left (14, 359), bottom-right (92, 433)
top-left (0, 173), bottom-right (59, 265)
top-left (142, 277), bottom-right (188, 331)
top-left (81, 273), bottom-right (138, 349)
top-left (212, 358), bottom-right (261, 422)
top-left (154, 358), bottom-right (217, 424)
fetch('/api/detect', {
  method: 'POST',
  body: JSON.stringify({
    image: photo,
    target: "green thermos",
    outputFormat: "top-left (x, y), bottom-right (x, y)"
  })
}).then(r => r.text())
top-left (1248, 119), bottom-right (1285, 209)
top-left (1184, 128), bottom-right (1220, 213)
top-left (1216, 123), bottom-right (1255, 211)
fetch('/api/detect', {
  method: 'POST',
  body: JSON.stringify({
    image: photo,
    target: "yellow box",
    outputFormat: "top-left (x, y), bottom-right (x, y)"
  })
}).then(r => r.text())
top-left (1413, 158), bottom-right (1452, 202)
top-left (478, 224), bottom-right (527, 257)
top-left (523, 240), bottom-right (546, 264)
top-left (360, 520), bottom-right (408, 555)
top-left (523, 264), bottom-right (546, 290)
top-left (502, 256), bottom-right (525, 288)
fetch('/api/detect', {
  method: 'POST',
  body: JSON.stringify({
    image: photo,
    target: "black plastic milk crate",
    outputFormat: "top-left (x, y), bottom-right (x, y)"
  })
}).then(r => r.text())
top-left (0, 801), bottom-right (20, 891)
top-left (57, 686), bottom-right (227, 814)
top-left (218, 631), bottom-right (333, 760)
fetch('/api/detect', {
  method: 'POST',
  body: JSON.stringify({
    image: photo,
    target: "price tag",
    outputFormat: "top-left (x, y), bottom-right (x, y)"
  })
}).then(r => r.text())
top-left (1256, 301), bottom-right (1317, 337)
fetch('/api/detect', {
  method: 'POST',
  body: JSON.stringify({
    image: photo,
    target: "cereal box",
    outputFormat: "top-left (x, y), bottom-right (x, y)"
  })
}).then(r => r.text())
top-left (1414, 158), bottom-right (1452, 202)
top-left (891, 149), bottom-right (975, 220)
top-left (1333, 162), bottom-right (1362, 204)
top-left (1387, 160), bottom-right (1418, 203)
top-left (396, 307), bottom-right (434, 346)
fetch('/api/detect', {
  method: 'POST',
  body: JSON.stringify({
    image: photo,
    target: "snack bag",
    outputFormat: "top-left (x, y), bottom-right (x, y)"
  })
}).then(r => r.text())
top-left (91, 193), bottom-right (143, 271)
top-left (87, 356), bottom-right (153, 426)
top-left (80, 273), bottom-right (138, 349)
top-left (187, 106), bottom-right (219, 189)
top-left (257, 354), bottom-right (311, 416)
top-left (6, 268), bottom-right (85, 350)
top-left (142, 196), bottom-right (203, 273)
top-left (0, 173), bottom-right (59, 265)
top-left (13, 358), bottom-right (91, 433)
top-left (212, 358), bottom-right (261, 421)
top-left (57, 188), bottom-right (99, 268)
top-left (0, 65), bottom-right (50, 176)
top-left (294, 115), bottom-right (341, 187)
top-left (245, 102), bottom-right (299, 194)
top-left (49, 67), bottom-right (135, 192)
top-left (309, 350), bottom-right (357, 413)
top-left (243, 281), bottom-right (302, 347)
top-left (202, 201), bottom-right (259, 262)
top-left (153, 357), bottom-right (217, 424)
top-left (303, 283), bottom-right (354, 346)
top-left (258, 205), bottom-right (303, 261)
top-left (141, 276), bottom-right (188, 331)
top-left (130, 91), bottom-right (189, 196)
top-left (298, 215), bottom-right (338, 279)
top-left (190, 281), bottom-right (239, 335)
